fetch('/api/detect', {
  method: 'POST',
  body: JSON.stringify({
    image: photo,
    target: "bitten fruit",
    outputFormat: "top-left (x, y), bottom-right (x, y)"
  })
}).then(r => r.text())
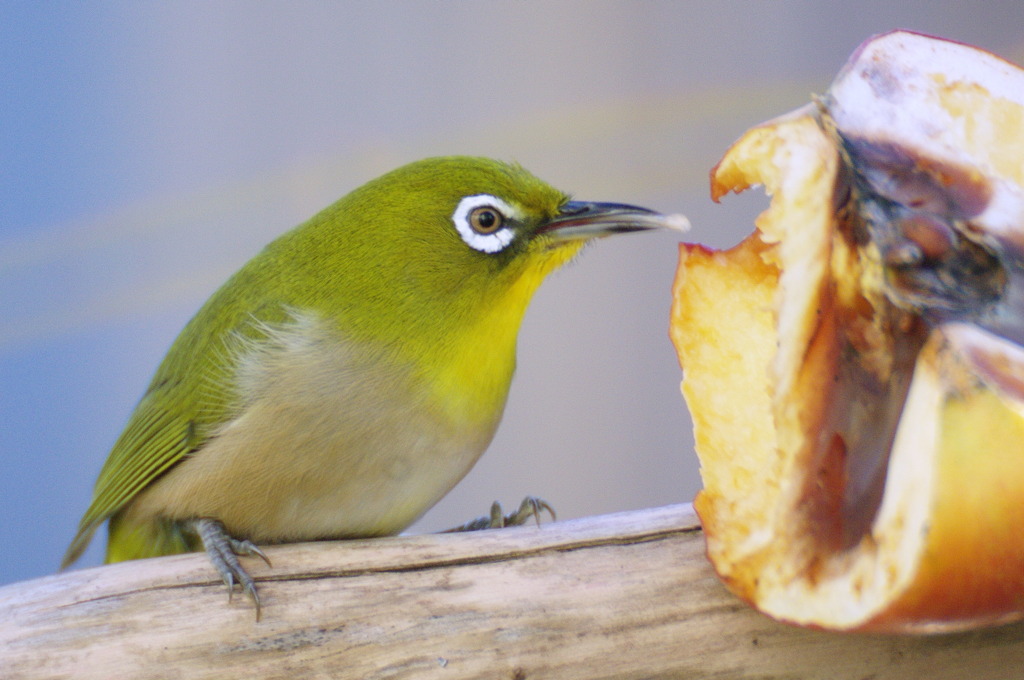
top-left (671, 30), bottom-right (1024, 632)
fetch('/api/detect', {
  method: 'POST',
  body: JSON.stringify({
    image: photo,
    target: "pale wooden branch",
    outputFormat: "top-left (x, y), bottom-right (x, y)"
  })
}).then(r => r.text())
top-left (3, 504), bottom-right (1024, 679)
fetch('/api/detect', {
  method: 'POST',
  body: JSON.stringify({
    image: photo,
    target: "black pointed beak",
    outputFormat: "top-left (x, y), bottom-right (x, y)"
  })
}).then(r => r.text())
top-left (537, 201), bottom-right (689, 242)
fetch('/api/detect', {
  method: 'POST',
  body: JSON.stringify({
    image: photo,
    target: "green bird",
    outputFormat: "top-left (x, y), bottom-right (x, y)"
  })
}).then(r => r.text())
top-left (62, 156), bottom-right (685, 616)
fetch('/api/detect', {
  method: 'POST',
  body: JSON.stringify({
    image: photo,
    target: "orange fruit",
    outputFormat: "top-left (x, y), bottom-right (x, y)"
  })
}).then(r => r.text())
top-left (672, 31), bottom-right (1024, 632)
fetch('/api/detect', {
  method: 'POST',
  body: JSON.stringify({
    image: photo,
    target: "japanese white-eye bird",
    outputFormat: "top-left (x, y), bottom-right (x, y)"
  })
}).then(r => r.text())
top-left (61, 156), bottom-right (686, 615)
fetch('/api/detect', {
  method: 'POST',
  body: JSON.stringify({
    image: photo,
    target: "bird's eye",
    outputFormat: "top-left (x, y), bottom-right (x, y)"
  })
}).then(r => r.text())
top-left (452, 194), bottom-right (518, 254)
top-left (468, 206), bottom-right (504, 234)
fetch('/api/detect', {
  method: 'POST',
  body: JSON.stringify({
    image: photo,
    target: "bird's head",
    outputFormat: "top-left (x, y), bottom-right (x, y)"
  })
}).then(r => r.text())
top-left (243, 155), bottom-right (686, 426)
top-left (322, 156), bottom-right (682, 326)
top-left (285, 157), bottom-right (684, 400)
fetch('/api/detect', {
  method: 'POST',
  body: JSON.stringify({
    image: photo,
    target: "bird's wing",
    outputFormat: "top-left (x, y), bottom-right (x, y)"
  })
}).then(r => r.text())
top-left (59, 297), bottom-right (252, 567)
top-left (60, 374), bottom-right (208, 567)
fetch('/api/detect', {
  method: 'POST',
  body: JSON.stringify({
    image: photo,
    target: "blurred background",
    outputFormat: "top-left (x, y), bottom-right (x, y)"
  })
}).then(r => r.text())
top-left (3, 1), bottom-right (1022, 586)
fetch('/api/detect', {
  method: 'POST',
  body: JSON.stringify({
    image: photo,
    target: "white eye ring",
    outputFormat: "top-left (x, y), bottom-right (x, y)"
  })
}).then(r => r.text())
top-left (452, 194), bottom-right (518, 253)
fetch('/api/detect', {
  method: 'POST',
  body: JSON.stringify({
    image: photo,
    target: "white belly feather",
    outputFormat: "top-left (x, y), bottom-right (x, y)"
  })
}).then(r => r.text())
top-left (130, 311), bottom-right (499, 542)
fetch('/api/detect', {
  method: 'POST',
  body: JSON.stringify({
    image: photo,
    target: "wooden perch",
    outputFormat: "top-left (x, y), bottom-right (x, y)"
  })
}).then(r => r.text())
top-left (3, 504), bottom-right (1024, 679)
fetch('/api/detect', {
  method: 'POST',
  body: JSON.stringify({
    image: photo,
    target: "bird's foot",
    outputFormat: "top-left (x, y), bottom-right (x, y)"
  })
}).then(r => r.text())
top-left (192, 518), bottom-right (272, 620)
top-left (443, 496), bottom-right (556, 532)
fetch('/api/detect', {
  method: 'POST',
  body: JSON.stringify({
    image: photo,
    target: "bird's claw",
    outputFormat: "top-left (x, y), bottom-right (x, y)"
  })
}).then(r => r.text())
top-left (443, 496), bottom-right (556, 532)
top-left (229, 536), bottom-right (272, 567)
top-left (193, 518), bottom-right (269, 621)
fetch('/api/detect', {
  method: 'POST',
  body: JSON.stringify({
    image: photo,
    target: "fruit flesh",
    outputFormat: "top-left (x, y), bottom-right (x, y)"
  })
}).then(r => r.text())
top-left (672, 236), bottom-right (780, 604)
